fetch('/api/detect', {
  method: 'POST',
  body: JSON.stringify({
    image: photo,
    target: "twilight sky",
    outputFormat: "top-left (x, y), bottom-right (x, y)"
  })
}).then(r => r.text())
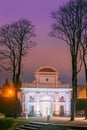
top-left (0, 0), bottom-right (85, 85)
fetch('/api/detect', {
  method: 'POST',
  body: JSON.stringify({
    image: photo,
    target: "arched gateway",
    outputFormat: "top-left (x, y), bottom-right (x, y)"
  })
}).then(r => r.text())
top-left (40, 96), bottom-right (53, 116)
top-left (21, 66), bottom-right (72, 117)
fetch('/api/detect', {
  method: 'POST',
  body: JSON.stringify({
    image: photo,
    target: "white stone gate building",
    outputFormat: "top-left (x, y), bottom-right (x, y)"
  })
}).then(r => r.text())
top-left (21, 66), bottom-right (72, 117)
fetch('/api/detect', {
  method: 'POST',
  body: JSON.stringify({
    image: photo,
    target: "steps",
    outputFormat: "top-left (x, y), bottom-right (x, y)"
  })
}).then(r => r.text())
top-left (15, 122), bottom-right (87, 130)
top-left (15, 122), bottom-right (48, 130)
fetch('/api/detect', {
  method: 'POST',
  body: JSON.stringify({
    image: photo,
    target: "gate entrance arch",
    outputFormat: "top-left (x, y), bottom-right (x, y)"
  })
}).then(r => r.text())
top-left (40, 96), bottom-right (53, 116)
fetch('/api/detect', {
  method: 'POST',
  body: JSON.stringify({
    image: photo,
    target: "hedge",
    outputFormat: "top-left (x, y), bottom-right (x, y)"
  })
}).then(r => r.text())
top-left (0, 97), bottom-right (22, 117)
top-left (76, 98), bottom-right (87, 112)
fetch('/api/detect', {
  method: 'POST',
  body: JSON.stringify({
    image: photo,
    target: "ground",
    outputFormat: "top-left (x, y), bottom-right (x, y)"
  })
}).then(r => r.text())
top-left (0, 116), bottom-right (87, 130)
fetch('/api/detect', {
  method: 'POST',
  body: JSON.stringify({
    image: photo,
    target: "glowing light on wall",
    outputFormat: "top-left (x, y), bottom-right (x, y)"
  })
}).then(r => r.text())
top-left (7, 89), bottom-right (14, 96)
top-left (1, 88), bottom-right (15, 97)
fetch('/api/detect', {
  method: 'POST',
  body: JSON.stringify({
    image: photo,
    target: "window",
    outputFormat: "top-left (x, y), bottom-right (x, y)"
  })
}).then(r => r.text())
top-left (30, 96), bottom-right (34, 101)
top-left (59, 96), bottom-right (64, 102)
top-left (46, 78), bottom-right (48, 81)
top-left (60, 105), bottom-right (64, 116)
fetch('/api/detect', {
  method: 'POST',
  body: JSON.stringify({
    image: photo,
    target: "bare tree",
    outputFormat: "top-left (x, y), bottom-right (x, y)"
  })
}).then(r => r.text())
top-left (0, 19), bottom-right (36, 117)
top-left (81, 31), bottom-right (87, 120)
top-left (81, 33), bottom-right (87, 94)
top-left (49, 0), bottom-right (87, 121)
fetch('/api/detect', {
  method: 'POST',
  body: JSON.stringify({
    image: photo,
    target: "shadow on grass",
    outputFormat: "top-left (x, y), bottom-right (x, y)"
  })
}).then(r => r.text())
top-left (0, 118), bottom-right (14, 130)
top-left (0, 117), bottom-right (30, 130)
top-left (0, 117), bottom-right (71, 130)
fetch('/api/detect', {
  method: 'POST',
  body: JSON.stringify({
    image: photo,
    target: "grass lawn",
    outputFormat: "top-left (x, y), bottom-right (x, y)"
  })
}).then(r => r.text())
top-left (1, 117), bottom-right (85, 130)
top-left (0, 117), bottom-right (30, 130)
top-left (0, 117), bottom-right (69, 130)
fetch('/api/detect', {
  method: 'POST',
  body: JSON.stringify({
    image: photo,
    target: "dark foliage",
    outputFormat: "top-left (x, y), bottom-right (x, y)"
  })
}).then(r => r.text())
top-left (76, 99), bottom-right (87, 111)
top-left (0, 97), bottom-right (22, 117)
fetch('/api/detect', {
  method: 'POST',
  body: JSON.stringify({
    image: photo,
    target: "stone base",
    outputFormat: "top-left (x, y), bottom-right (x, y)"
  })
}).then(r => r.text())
top-left (35, 111), bottom-right (42, 117)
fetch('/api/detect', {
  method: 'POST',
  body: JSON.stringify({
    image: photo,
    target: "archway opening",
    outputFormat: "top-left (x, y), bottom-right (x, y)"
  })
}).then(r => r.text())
top-left (40, 96), bottom-right (53, 116)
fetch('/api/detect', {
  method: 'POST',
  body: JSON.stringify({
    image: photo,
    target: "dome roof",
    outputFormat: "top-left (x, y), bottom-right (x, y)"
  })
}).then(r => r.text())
top-left (37, 66), bottom-right (56, 72)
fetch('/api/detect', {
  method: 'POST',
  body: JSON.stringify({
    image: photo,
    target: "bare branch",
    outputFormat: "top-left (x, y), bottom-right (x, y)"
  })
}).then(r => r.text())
top-left (0, 19), bottom-right (36, 86)
top-left (49, 0), bottom-right (87, 121)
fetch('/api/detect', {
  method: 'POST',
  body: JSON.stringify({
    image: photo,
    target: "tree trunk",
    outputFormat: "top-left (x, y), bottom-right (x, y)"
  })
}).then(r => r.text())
top-left (85, 69), bottom-right (87, 97)
top-left (14, 73), bottom-right (21, 118)
top-left (70, 56), bottom-right (77, 121)
top-left (83, 63), bottom-right (87, 97)
top-left (84, 62), bottom-right (87, 83)
top-left (14, 86), bottom-right (18, 118)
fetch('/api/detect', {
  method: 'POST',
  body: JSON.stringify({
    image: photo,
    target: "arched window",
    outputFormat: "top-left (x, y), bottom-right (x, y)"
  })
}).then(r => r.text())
top-left (59, 96), bottom-right (64, 102)
top-left (29, 96), bottom-right (34, 101)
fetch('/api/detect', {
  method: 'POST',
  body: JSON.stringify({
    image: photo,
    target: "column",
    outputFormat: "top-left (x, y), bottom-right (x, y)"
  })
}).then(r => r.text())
top-left (35, 92), bottom-right (41, 116)
top-left (65, 92), bottom-right (71, 116)
top-left (54, 94), bottom-right (59, 115)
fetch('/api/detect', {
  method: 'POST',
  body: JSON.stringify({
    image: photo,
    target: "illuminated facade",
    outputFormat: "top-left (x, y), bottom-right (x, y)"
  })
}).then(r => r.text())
top-left (21, 66), bottom-right (72, 117)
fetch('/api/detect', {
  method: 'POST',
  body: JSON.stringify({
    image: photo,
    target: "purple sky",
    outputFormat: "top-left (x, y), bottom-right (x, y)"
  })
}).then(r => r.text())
top-left (0, 0), bottom-right (85, 85)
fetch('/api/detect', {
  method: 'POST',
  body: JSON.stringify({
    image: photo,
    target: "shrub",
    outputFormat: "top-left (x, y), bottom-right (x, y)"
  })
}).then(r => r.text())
top-left (0, 97), bottom-right (22, 117)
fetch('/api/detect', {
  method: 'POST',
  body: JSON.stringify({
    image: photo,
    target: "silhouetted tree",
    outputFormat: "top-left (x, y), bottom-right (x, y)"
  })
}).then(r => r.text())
top-left (81, 29), bottom-right (87, 119)
top-left (81, 34), bottom-right (87, 96)
top-left (49, 0), bottom-right (87, 121)
top-left (0, 19), bottom-right (36, 117)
